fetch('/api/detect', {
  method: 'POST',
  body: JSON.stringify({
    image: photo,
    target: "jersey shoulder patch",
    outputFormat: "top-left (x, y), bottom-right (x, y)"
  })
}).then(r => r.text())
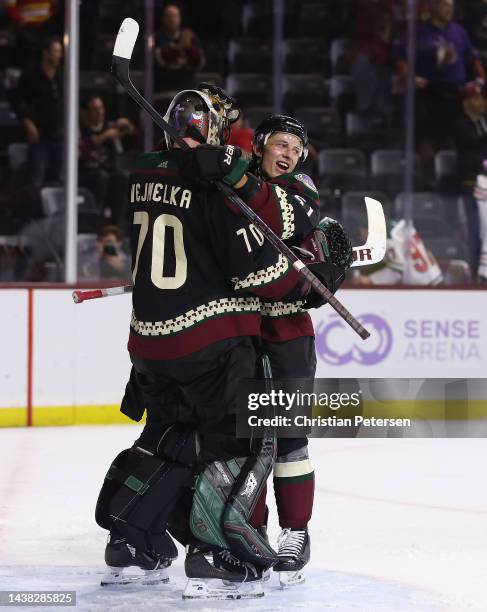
top-left (293, 172), bottom-right (318, 194)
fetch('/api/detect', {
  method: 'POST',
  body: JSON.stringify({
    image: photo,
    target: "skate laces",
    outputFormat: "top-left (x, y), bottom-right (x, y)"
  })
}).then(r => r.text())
top-left (216, 550), bottom-right (258, 579)
top-left (217, 550), bottom-right (243, 568)
top-left (277, 529), bottom-right (306, 559)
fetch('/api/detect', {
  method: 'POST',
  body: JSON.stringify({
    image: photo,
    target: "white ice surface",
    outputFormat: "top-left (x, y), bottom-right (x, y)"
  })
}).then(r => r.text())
top-left (0, 426), bottom-right (486, 611)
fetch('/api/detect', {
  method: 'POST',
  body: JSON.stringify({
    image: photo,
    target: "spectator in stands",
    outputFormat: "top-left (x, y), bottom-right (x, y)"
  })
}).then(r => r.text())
top-left (5, 0), bottom-right (59, 65)
top-left (78, 224), bottom-right (131, 281)
top-left (79, 93), bottom-right (135, 228)
top-left (154, 3), bottom-right (205, 93)
top-left (14, 35), bottom-right (63, 188)
top-left (396, 0), bottom-right (485, 178)
top-left (452, 81), bottom-right (487, 277)
top-left (351, 0), bottom-right (395, 122)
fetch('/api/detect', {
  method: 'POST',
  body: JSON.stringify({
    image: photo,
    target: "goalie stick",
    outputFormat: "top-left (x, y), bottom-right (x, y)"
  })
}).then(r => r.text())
top-left (73, 18), bottom-right (385, 340)
top-left (72, 285), bottom-right (132, 303)
top-left (110, 18), bottom-right (370, 340)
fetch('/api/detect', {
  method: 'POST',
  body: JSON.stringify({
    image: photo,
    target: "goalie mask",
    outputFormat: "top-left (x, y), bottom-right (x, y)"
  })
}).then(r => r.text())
top-left (163, 87), bottom-right (239, 148)
top-left (253, 115), bottom-right (309, 163)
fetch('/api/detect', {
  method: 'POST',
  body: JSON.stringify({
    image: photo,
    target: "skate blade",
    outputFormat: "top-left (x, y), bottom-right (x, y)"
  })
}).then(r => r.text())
top-left (279, 569), bottom-right (305, 587)
top-left (182, 578), bottom-right (264, 600)
top-left (101, 567), bottom-right (169, 587)
top-left (141, 568), bottom-right (170, 585)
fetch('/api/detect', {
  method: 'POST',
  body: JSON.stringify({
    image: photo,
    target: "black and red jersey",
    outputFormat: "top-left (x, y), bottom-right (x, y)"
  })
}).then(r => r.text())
top-left (253, 170), bottom-right (321, 343)
top-left (127, 150), bottom-right (291, 360)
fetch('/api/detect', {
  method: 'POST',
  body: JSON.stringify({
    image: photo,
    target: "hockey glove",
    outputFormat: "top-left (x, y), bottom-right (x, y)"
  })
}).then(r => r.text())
top-left (180, 144), bottom-right (249, 186)
top-left (304, 262), bottom-right (348, 309)
top-left (297, 217), bottom-right (353, 309)
top-left (198, 82), bottom-right (241, 124)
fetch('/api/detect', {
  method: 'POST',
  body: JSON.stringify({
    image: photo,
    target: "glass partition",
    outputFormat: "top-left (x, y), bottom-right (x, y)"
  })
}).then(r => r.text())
top-left (0, 0), bottom-right (484, 286)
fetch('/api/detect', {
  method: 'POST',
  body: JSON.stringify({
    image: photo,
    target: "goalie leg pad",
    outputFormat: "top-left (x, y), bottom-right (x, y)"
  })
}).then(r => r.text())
top-left (190, 457), bottom-right (247, 549)
top-left (95, 428), bottom-right (197, 557)
top-left (190, 438), bottom-right (277, 567)
top-left (190, 352), bottom-right (277, 567)
top-left (190, 453), bottom-right (277, 568)
top-left (222, 431), bottom-right (278, 567)
top-left (220, 352), bottom-right (277, 567)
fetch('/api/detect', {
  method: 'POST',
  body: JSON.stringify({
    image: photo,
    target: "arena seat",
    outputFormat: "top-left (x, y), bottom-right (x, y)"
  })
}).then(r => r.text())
top-left (295, 107), bottom-right (342, 146)
top-left (282, 74), bottom-right (329, 114)
top-left (282, 38), bottom-right (329, 74)
top-left (318, 148), bottom-right (367, 190)
top-left (228, 38), bottom-right (272, 73)
top-left (226, 74), bottom-right (273, 107)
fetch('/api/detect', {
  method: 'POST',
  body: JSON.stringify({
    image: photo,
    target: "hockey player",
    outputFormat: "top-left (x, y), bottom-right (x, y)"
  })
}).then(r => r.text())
top-left (95, 87), bottom-right (321, 598)
top-left (171, 102), bottom-right (352, 589)
top-left (179, 110), bottom-right (352, 586)
top-left (95, 82), bottom-right (349, 596)
top-left (246, 115), bottom-right (352, 586)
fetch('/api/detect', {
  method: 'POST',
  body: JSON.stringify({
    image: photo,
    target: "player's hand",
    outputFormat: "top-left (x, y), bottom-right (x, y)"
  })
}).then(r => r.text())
top-left (296, 218), bottom-right (352, 309)
top-left (318, 217), bottom-right (353, 269)
top-left (198, 82), bottom-right (241, 124)
top-left (303, 262), bottom-right (348, 309)
top-left (180, 144), bottom-right (249, 186)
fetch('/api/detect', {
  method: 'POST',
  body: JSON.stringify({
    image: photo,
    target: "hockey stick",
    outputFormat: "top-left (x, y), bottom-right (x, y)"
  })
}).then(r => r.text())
top-left (350, 197), bottom-right (387, 267)
top-left (72, 197), bottom-right (386, 303)
top-left (72, 285), bottom-right (132, 303)
top-left (108, 18), bottom-right (369, 339)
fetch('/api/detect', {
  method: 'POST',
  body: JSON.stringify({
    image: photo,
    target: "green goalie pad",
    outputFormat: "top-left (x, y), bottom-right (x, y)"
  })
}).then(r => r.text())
top-left (189, 354), bottom-right (278, 567)
top-left (189, 450), bottom-right (278, 568)
top-left (189, 457), bottom-right (245, 549)
top-left (221, 431), bottom-right (278, 568)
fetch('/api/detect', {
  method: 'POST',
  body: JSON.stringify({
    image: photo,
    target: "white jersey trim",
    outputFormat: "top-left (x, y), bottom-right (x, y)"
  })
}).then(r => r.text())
top-left (233, 254), bottom-right (290, 290)
top-left (274, 185), bottom-right (295, 240)
top-left (260, 300), bottom-right (306, 317)
top-left (131, 296), bottom-right (261, 336)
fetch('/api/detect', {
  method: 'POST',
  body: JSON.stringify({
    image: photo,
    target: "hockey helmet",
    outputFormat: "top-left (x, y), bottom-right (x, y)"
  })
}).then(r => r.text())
top-left (163, 89), bottom-right (232, 149)
top-left (253, 115), bottom-right (309, 162)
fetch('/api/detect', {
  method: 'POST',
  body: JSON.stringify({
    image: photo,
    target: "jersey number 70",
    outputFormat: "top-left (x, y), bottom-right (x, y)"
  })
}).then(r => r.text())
top-left (132, 211), bottom-right (187, 289)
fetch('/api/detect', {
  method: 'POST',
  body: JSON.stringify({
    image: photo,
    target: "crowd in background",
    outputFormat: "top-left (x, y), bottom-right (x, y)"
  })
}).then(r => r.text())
top-left (1, 0), bottom-right (487, 284)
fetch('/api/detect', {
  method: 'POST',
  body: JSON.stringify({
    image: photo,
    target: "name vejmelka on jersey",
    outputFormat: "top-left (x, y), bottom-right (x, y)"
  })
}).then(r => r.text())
top-left (130, 182), bottom-right (192, 208)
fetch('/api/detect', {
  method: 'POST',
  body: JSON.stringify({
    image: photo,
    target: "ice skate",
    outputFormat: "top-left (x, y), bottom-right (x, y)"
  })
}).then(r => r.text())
top-left (257, 526), bottom-right (271, 582)
top-left (182, 544), bottom-right (265, 600)
top-left (274, 528), bottom-right (310, 587)
top-left (100, 534), bottom-right (175, 587)
top-left (101, 565), bottom-right (170, 587)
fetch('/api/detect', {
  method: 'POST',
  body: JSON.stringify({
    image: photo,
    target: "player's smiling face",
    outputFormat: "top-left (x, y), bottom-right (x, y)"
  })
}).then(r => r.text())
top-left (257, 132), bottom-right (302, 178)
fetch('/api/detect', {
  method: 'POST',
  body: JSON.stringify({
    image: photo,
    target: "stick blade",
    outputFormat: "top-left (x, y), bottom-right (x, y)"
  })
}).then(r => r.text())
top-left (364, 197), bottom-right (387, 239)
top-left (350, 197), bottom-right (387, 268)
top-left (113, 18), bottom-right (139, 60)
